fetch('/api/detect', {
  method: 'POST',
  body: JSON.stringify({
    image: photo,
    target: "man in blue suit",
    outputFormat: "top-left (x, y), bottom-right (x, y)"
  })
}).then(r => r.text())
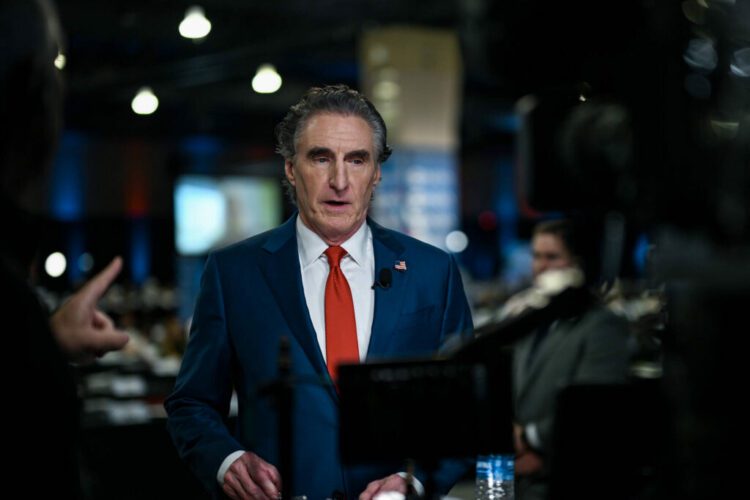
top-left (166, 84), bottom-right (474, 499)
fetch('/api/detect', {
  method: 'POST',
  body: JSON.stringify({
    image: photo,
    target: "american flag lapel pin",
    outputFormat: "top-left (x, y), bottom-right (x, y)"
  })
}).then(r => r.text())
top-left (394, 260), bottom-right (407, 272)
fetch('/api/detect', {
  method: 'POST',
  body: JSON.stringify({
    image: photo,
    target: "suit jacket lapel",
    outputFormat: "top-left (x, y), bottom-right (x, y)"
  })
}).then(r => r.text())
top-left (259, 216), bottom-right (329, 382)
top-left (259, 217), bottom-right (407, 399)
top-left (366, 219), bottom-right (408, 359)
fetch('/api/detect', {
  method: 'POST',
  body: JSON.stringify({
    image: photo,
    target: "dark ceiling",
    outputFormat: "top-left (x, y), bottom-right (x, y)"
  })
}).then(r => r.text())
top-left (58, 0), bottom-right (640, 146)
top-left (55, 0), bottom-right (514, 144)
top-left (54, 0), bottom-right (750, 157)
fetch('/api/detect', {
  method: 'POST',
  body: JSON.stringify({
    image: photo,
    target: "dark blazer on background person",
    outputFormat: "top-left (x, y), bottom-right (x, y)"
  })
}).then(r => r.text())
top-left (166, 214), bottom-right (474, 499)
top-left (512, 304), bottom-right (631, 500)
top-left (2, 201), bottom-right (81, 499)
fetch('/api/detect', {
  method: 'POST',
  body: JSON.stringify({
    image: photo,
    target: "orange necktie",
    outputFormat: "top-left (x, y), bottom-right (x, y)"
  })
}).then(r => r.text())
top-left (324, 246), bottom-right (359, 382)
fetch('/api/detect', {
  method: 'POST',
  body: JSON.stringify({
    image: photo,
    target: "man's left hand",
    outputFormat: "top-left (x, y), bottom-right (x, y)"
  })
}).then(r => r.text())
top-left (359, 473), bottom-right (409, 500)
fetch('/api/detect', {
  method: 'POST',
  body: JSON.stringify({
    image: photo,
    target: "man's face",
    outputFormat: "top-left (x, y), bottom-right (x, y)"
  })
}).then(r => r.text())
top-left (285, 112), bottom-right (381, 245)
top-left (531, 232), bottom-right (575, 279)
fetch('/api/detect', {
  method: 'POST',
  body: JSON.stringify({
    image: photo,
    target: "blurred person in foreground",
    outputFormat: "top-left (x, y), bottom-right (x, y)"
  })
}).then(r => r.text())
top-left (0, 0), bottom-right (129, 496)
top-left (505, 219), bottom-right (631, 500)
top-left (165, 84), bottom-right (474, 500)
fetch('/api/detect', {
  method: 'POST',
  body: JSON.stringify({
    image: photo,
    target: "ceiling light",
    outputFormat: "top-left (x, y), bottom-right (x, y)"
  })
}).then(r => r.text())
top-left (54, 51), bottom-right (66, 70)
top-left (179, 6), bottom-right (212, 40)
top-left (131, 87), bottom-right (159, 115)
top-left (252, 64), bottom-right (282, 94)
top-left (45, 252), bottom-right (67, 278)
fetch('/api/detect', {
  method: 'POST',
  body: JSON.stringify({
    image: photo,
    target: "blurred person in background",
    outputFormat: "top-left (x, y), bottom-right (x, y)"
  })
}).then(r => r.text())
top-left (165, 84), bottom-right (474, 500)
top-left (508, 219), bottom-right (631, 500)
top-left (0, 0), bottom-right (129, 496)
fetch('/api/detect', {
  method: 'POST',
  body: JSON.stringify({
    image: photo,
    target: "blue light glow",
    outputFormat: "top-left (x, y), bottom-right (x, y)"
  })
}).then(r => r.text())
top-left (49, 132), bottom-right (87, 221)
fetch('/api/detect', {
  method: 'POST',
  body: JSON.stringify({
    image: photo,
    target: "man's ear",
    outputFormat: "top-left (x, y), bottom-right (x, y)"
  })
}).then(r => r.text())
top-left (284, 160), bottom-right (296, 186)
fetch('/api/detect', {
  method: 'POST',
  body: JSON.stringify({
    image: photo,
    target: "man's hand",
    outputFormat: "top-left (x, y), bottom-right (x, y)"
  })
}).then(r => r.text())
top-left (50, 257), bottom-right (129, 363)
top-left (513, 423), bottom-right (543, 476)
top-left (223, 452), bottom-right (282, 500)
top-left (513, 423), bottom-right (528, 454)
top-left (359, 473), bottom-right (409, 500)
top-left (515, 449), bottom-right (543, 476)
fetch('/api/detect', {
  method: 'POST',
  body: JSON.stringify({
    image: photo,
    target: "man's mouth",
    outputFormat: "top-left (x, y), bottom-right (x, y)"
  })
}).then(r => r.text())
top-left (324, 200), bottom-right (349, 206)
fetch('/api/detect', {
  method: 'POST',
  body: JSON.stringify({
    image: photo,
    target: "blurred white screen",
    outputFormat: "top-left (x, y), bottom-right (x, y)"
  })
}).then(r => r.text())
top-left (175, 175), bottom-right (282, 255)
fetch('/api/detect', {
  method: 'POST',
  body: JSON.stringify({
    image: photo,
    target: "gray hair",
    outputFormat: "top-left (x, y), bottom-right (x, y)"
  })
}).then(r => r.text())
top-left (275, 84), bottom-right (392, 205)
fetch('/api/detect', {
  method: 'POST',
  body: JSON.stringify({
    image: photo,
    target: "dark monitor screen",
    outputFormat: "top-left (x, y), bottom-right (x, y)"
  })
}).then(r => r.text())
top-left (338, 355), bottom-right (514, 464)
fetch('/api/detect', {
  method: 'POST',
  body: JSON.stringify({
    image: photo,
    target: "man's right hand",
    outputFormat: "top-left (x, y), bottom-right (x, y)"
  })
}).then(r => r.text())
top-left (50, 256), bottom-right (129, 363)
top-left (513, 423), bottom-right (544, 476)
top-left (515, 449), bottom-right (544, 476)
top-left (222, 452), bottom-right (282, 500)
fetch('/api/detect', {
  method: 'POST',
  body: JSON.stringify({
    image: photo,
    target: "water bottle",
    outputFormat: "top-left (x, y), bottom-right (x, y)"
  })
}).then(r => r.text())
top-left (475, 454), bottom-right (515, 499)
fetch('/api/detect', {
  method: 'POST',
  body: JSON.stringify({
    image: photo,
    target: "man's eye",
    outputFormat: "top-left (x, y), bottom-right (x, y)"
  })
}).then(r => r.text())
top-left (313, 157), bottom-right (329, 164)
top-left (350, 158), bottom-right (365, 165)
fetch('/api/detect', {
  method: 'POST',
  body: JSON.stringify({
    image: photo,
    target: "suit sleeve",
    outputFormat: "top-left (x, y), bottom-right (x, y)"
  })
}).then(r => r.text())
top-left (164, 255), bottom-right (243, 495)
top-left (535, 308), bottom-right (632, 452)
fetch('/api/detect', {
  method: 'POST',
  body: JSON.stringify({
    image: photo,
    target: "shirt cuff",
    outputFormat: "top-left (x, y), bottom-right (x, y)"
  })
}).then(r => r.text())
top-left (397, 472), bottom-right (424, 497)
top-left (217, 450), bottom-right (246, 485)
top-left (524, 422), bottom-right (542, 450)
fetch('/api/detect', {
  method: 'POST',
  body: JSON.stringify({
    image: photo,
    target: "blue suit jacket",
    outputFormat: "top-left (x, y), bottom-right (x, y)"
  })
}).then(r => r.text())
top-left (165, 215), bottom-right (474, 499)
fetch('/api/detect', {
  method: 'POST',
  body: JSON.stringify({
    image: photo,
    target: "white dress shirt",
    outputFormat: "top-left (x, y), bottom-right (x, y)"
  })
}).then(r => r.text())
top-left (296, 216), bottom-right (375, 362)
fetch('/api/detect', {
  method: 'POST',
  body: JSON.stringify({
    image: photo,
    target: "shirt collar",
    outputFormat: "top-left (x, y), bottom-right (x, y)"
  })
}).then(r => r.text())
top-left (296, 215), bottom-right (370, 269)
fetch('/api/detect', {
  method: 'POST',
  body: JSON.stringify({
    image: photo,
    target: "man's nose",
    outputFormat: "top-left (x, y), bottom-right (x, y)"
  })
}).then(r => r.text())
top-left (329, 160), bottom-right (349, 191)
